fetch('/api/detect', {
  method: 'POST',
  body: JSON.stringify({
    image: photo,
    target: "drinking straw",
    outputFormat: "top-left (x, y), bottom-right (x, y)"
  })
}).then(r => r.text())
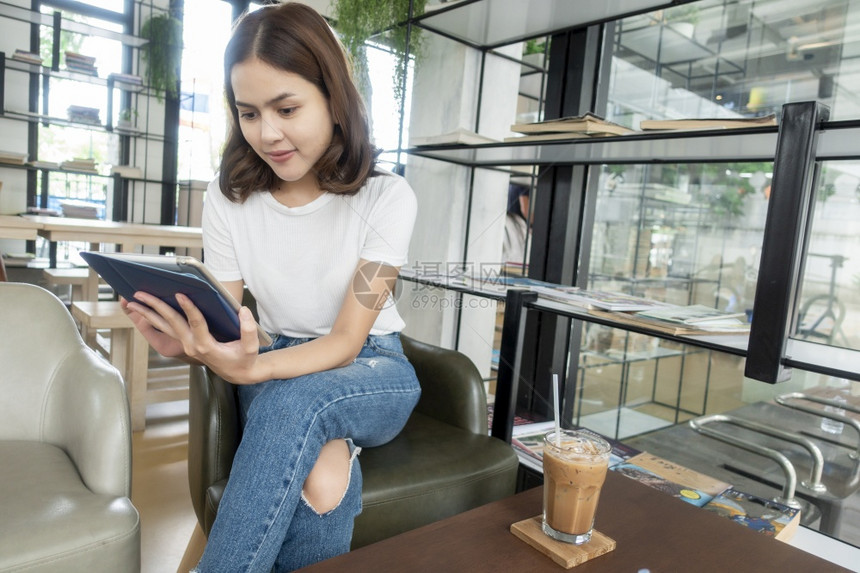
top-left (552, 373), bottom-right (561, 447)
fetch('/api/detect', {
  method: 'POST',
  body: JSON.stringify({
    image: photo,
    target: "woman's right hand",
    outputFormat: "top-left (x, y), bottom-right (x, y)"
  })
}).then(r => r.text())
top-left (120, 296), bottom-right (187, 358)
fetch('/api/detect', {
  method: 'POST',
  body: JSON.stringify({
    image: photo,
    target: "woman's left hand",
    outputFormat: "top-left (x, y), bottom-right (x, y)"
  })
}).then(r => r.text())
top-left (128, 291), bottom-right (266, 384)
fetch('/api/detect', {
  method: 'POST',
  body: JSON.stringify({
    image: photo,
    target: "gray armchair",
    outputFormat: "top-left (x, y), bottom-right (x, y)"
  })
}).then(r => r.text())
top-left (0, 283), bottom-right (140, 571)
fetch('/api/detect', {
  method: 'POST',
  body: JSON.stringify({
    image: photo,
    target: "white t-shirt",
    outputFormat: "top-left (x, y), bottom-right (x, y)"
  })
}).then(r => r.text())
top-left (202, 171), bottom-right (417, 338)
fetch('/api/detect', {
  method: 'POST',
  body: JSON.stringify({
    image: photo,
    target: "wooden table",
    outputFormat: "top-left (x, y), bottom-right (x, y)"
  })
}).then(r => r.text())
top-left (302, 472), bottom-right (850, 572)
top-left (25, 215), bottom-right (202, 262)
top-left (0, 215), bottom-right (42, 240)
top-left (23, 215), bottom-right (203, 299)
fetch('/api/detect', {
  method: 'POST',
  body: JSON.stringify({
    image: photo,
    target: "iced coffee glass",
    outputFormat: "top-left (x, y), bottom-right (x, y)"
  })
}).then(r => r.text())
top-left (542, 429), bottom-right (611, 544)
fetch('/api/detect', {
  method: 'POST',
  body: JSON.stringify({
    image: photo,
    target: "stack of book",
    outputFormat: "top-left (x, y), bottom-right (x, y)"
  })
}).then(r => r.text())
top-left (0, 150), bottom-right (28, 165)
top-left (506, 112), bottom-right (636, 142)
top-left (11, 49), bottom-right (42, 66)
top-left (59, 199), bottom-right (101, 219)
top-left (64, 51), bottom-right (97, 76)
top-left (67, 106), bottom-right (101, 125)
top-left (107, 72), bottom-right (143, 87)
top-left (60, 157), bottom-right (98, 174)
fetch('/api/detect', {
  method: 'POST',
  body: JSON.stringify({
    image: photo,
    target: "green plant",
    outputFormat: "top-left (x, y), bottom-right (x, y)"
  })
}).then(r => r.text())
top-left (523, 39), bottom-right (547, 56)
top-left (691, 163), bottom-right (769, 218)
top-left (333, 0), bottom-right (426, 113)
top-left (119, 107), bottom-right (137, 123)
top-left (140, 13), bottom-right (182, 101)
top-left (663, 3), bottom-right (700, 24)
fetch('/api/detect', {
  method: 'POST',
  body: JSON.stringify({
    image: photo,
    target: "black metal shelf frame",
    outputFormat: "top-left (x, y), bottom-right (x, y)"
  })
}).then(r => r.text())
top-left (0, 1), bottom-right (146, 47)
top-left (399, 104), bottom-right (860, 440)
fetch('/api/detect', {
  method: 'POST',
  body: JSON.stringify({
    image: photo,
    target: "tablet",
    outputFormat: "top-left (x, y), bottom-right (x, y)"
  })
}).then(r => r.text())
top-left (80, 251), bottom-right (273, 346)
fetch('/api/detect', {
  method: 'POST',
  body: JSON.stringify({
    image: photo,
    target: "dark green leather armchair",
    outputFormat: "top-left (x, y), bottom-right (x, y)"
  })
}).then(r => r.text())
top-left (187, 334), bottom-right (519, 549)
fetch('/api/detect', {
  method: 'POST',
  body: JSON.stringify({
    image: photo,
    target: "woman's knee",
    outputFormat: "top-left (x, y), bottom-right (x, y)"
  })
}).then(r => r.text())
top-left (302, 439), bottom-right (352, 514)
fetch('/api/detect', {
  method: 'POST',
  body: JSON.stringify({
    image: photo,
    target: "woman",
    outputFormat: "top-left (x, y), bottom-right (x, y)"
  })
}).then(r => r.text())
top-left (122, 3), bottom-right (420, 571)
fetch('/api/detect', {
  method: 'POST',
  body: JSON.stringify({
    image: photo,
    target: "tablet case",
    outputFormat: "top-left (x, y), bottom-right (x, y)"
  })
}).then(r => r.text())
top-left (80, 251), bottom-right (242, 342)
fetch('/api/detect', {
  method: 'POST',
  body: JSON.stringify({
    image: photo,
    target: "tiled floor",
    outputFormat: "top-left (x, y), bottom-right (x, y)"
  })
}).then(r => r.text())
top-left (132, 400), bottom-right (198, 573)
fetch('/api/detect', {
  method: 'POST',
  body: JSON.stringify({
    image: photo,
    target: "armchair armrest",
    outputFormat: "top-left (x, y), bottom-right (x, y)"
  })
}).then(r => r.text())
top-left (401, 335), bottom-right (488, 435)
top-left (187, 364), bottom-right (241, 529)
top-left (43, 347), bottom-right (132, 498)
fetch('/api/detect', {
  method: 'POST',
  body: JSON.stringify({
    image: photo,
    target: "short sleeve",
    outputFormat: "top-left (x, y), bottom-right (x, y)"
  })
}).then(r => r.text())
top-left (360, 175), bottom-right (417, 267)
top-left (201, 179), bottom-right (244, 282)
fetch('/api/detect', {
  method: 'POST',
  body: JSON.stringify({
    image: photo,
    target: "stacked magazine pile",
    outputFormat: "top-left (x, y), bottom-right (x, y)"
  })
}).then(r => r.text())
top-left (590, 303), bottom-right (750, 335)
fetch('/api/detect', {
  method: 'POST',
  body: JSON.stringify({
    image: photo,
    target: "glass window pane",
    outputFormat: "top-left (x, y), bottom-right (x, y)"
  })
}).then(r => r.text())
top-left (794, 160), bottom-right (860, 351)
top-left (589, 161), bottom-right (770, 316)
top-left (177, 0), bottom-right (233, 183)
top-left (609, 0), bottom-right (860, 124)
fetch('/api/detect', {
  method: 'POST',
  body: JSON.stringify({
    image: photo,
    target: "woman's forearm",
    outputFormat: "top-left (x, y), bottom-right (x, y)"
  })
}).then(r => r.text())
top-left (228, 331), bottom-right (360, 385)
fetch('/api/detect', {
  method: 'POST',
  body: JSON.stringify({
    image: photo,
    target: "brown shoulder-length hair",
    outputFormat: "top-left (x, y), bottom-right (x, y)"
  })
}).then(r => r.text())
top-left (219, 2), bottom-right (379, 202)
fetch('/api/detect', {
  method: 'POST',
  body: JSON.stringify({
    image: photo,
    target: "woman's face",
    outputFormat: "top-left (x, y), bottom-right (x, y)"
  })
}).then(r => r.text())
top-left (231, 57), bottom-right (334, 188)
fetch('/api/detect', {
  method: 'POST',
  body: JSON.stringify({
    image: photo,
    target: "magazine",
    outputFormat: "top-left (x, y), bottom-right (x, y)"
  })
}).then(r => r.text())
top-left (634, 304), bottom-right (748, 325)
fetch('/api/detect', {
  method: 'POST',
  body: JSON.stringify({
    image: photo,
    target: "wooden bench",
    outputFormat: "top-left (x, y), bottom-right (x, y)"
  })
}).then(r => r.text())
top-left (70, 301), bottom-right (190, 431)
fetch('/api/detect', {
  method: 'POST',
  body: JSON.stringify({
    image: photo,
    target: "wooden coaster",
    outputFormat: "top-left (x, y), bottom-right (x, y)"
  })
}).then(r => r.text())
top-left (510, 516), bottom-right (616, 569)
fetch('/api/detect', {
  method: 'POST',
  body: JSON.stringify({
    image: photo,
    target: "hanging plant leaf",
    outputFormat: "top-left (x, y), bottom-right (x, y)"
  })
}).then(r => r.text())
top-left (141, 13), bottom-right (182, 102)
top-left (332, 0), bottom-right (426, 114)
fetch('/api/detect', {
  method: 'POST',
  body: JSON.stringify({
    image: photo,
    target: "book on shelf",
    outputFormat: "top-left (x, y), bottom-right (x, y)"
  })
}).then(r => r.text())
top-left (0, 150), bottom-right (28, 165)
top-left (410, 128), bottom-right (498, 147)
top-left (503, 131), bottom-right (593, 143)
top-left (11, 49), bottom-right (42, 65)
top-left (64, 51), bottom-right (98, 75)
top-left (639, 113), bottom-right (777, 131)
top-left (66, 105), bottom-right (101, 125)
top-left (510, 113), bottom-right (635, 137)
top-left (107, 72), bottom-right (143, 86)
top-left (110, 165), bottom-right (144, 178)
top-left (702, 487), bottom-right (801, 542)
top-left (29, 160), bottom-right (60, 170)
top-left (60, 157), bottom-right (98, 174)
top-left (59, 199), bottom-right (101, 219)
top-left (588, 308), bottom-right (750, 335)
top-left (611, 452), bottom-right (731, 508)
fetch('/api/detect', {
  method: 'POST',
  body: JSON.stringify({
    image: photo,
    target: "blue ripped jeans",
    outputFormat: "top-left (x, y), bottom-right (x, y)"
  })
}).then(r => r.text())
top-left (195, 333), bottom-right (421, 573)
